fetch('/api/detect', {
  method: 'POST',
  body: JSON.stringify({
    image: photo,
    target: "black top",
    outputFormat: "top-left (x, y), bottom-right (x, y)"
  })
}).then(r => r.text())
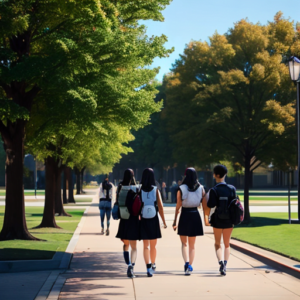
top-left (207, 182), bottom-right (236, 208)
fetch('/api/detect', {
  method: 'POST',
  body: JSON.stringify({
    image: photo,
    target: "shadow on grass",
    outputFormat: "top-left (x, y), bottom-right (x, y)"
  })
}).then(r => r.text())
top-left (0, 248), bottom-right (56, 260)
top-left (236, 217), bottom-right (290, 228)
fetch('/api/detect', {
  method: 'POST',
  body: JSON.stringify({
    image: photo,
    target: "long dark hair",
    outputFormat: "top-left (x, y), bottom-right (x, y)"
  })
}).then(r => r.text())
top-left (121, 169), bottom-right (136, 186)
top-left (140, 168), bottom-right (156, 192)
top-left (181, 167), bottom-right (200, 191)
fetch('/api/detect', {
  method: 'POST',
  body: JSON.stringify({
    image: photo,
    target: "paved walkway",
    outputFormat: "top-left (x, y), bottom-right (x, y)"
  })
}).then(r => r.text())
top-left (57, 197), bottom-right (300, 300)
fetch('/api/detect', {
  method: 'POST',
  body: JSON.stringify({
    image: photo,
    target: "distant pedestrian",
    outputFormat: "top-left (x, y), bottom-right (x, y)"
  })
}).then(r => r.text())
top-left (202, 164), bottom-right (236, 276)
top-left (172, 168), bottom-right (205, 275)
top-left (161, 182), bottom-right (167, 202)
top-left (170, 181), bottom-right (178, 203)
top-left (115, 169), bottom-right (140, 278)
top-left (99, 177), bottom-right (115, 236)
top-left (140, 168), bottom-right (167, 277)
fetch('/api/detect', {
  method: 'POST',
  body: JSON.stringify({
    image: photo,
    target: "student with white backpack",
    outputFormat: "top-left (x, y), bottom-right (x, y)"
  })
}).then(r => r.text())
top-left (172, 168), bottom-right (205, 275)
top-left (139, 168), bottom-right (167, 277)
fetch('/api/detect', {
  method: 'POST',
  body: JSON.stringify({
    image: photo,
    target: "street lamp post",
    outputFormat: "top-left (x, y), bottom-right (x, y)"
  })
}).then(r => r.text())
top-left (288, 56), bottom-right (300, 221)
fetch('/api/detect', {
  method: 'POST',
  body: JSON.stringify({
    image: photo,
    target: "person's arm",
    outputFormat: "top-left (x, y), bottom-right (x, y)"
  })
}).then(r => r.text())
top-left (202, 191), bottom-right (211, 226)
top-left (156, 189), bottom-right (167, 228)
top-left (172, 190), bottom-right (182, 231)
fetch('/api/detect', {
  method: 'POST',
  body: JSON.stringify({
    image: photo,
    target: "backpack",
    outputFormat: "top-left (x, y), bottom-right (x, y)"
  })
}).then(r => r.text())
top-left (126, 188), bottom-right (142, 217)
top-left (141, 187), bottom-right (157, 219)
top-left (213, 184), bottom-right (235, 220)
top-left (228, 196), bottom-right (244, 225)
top-left (117, 185), bottom-right (131, 219)
top-left (112, 202), bottom-right (120, 220)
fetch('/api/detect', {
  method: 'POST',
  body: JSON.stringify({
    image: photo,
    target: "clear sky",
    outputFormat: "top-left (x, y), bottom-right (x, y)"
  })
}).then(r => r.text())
top-left (142, 0), bottom-right (300, 81)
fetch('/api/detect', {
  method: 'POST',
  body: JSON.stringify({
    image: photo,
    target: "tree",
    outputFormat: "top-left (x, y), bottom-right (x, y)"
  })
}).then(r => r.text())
top-left (163, 12), bottom-right (299, 221)
top-left (0, 0), bottom-right (173, 239)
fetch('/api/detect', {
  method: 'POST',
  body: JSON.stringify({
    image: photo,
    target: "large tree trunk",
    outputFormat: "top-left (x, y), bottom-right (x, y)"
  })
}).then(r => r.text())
top-left (0, 121), bottom-right (37, 240)
top-left (35, 157), bottom-right (60, 228)
top-left (243, 154), bottom-right (251, 222)
top-left (63, 167), bottom-right (68, 204)
top-left (55, 166), bottom-right (71, 217)
top-left (67, 167), bottom-right (75, 203)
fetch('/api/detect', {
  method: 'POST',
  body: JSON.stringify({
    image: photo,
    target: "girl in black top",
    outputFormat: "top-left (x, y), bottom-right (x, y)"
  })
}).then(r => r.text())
top-left (115, 169), bottom-right (140, 278)
top-left (203, 164), bottom-right (235, 276)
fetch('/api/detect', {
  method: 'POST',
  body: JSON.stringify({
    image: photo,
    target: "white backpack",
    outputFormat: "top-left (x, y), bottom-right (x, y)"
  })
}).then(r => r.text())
top-left (141, 187), bottom-right (157, 219)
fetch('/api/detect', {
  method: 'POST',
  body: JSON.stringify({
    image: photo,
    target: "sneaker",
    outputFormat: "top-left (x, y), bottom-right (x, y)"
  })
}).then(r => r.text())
top-left (127, 265), bottom-right (135, 278)
top-left (147, 268), bottom-right (153, 277)
top-left (101, 228), bottom-right (104, 235)
top-left (188, 264), bottom-right (193, 273)
top-left (184, 264), bottom-right (191, 276)
top-left (106, 229), bottom-right (110, 236)
top-left (219, 261), bottom-right (226, 276)
top-left (152, 263), bottom-right (156, 272)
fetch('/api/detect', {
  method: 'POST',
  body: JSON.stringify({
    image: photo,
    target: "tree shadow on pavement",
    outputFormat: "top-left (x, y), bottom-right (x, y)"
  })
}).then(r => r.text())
top-left (60, 252), bottom-right (132, 299)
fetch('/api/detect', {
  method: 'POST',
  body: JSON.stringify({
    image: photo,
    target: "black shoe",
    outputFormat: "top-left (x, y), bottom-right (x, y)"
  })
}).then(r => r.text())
top-left (127, 265), bottom-right (135, 278)
top-left (106, 229), bottom-right (110, 236)
top-left (219, 261), bottom-right (226, 276)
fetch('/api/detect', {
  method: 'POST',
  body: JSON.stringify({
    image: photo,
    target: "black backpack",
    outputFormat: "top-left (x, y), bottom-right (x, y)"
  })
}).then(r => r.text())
top-left (212, 184), bottom-right (236, 220)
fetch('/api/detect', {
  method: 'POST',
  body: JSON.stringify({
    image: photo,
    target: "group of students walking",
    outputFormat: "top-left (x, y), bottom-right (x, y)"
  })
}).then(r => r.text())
top-left (99, 164), bottom-right (237, 278)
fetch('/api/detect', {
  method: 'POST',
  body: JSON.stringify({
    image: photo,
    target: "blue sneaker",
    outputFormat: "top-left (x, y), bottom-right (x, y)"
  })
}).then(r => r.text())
top-left (188, 264), bottom-right (193, 273)
top-left (152, 263), bottom-right (156, 272)
top-left (147, 268), bottom-right (153, 277)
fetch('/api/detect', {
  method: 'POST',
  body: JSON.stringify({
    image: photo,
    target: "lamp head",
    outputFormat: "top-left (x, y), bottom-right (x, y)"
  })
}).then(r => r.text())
top-left (288, 56), bottom-right (300, 82)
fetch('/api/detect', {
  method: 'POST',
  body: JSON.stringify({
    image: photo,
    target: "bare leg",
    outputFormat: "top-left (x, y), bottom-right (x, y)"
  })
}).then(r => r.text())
top-left (150, 239), bottom-right (157, 264)
top-left (213, 228), bottom-right (223, 261)
top-left (123, 239), bottom-right (130, 251)
top-left (223, 228), bottom-right (233, 261)
top-left (188, 236), bottom-right (196, 265)
top-left (180, 235), bottom-right (188, 263)
top-left (129, 240), bottom-right (137, 265)
top-left (143, 240), bottom-right (151, 264)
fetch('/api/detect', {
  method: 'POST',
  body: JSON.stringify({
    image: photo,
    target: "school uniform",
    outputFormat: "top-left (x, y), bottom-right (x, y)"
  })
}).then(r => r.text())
top-left (178, 184), bottom-right (204, 237)
top-left (207, 182), bottom-right (236, 229)
top-left (140, 187), bottom-right (162, 240)
top-left (115, 184), bottom-right (140, 240)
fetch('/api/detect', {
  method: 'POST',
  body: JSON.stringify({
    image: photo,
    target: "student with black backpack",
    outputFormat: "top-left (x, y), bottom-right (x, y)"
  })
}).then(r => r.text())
top-left (202, 164), bottom-right (236, 276)
top-left (115, 169), bottom-right (140, 278)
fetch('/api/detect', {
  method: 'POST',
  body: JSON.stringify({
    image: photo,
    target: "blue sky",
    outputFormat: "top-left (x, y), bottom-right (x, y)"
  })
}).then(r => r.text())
top-left (142, 0), bottom-right (300, 81)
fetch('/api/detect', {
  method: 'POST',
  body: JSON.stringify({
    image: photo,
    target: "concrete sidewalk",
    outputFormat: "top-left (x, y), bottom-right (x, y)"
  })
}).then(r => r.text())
top-left (57, 200), bottom-right (300, 300)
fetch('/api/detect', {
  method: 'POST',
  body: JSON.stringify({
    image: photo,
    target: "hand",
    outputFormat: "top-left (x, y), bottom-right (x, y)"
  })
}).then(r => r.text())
top-left (172, 223), bottom-right (177, 231)
top-left (205, 220), bottom-right (211, 226)
top-left (163, 223), bottom-right (167, 229)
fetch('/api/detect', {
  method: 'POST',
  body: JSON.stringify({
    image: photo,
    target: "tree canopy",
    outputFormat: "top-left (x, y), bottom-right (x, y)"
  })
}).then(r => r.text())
top-left (161, 12), bottom-right (299, 221)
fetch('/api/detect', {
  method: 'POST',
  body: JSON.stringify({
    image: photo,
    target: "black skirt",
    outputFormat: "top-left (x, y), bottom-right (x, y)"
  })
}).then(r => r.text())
top-left (210, 212), bottom-right (233, 229)
top-left (178, 207), bottom-right (204, 237)
top-left (140, 214), bottom-right (162, 240)
top-left (116, 215), bottom-right (140, 240)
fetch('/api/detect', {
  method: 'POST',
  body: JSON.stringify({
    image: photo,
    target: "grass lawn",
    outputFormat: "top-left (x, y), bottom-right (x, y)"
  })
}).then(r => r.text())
top-left (72, 197), bottom-right (93, 203)
top-left (0, 206), bottom-right (84, 261)
top-left (238, 195), bottom-right (296, 201)
top-left (232, 212), bottom-right (300, 261)
top-left (0, 190), bottom-right (45, 197)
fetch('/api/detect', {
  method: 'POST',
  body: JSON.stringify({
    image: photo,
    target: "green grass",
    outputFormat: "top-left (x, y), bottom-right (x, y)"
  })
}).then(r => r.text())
top-left (0, 190), bottom-right (45, 197)
top-left (0, 206), bottom-right (84, 261)
top-left (238, 196), bottom-right (297, 201)
top-left (232, 213), bottom-right (300, 261)
top-left (72, 197), bottom-right (93, 203)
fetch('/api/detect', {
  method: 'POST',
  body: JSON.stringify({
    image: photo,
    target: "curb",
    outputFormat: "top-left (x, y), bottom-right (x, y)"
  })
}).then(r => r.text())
top-left (0, 207), bottom-right (89, 273)
top-left (230, 239), bottom-right (300, 279)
